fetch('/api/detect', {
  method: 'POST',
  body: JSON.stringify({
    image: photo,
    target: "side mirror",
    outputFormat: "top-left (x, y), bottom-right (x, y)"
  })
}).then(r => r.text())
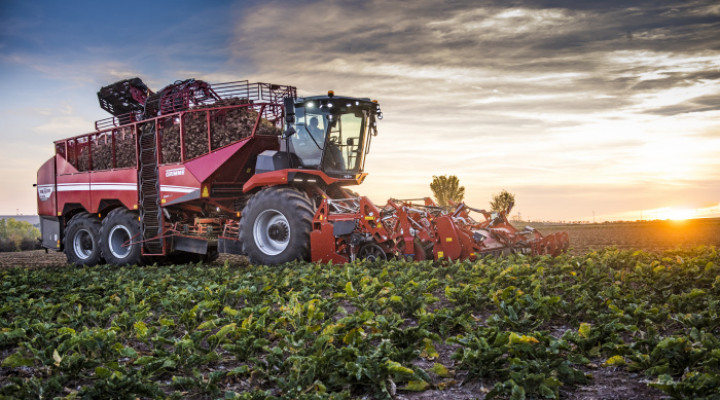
top-left (284, 126), bottom-right (296, 139)
top-left (346, 138), bottom-right (354, 146)
top-left (283, 97), bottom-right (295, 124)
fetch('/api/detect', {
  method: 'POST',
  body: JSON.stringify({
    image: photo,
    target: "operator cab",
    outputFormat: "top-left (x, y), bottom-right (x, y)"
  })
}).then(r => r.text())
top-left (284, 92), bottom-right (381, 179)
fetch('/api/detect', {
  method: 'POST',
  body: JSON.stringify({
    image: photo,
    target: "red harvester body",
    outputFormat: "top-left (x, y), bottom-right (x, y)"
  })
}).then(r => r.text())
top-left (36, 77), bottom-right (568, 266)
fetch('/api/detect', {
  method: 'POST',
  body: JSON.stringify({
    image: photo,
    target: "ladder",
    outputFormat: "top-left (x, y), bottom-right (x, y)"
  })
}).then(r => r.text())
top-left (137, 121), bottom-right (164, 255)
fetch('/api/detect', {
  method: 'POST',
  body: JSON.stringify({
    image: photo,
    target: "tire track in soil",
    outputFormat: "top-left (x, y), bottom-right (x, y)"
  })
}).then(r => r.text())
top-left (0, 250), bottom-right (248, 269)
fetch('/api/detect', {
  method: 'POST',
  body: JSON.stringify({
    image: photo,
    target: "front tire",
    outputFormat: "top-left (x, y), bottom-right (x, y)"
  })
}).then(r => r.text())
top-left (240, 187), bottom-right (314, 265)
top-left (64, 212), bottom-right (103, 266)
top-left (100, 208), bottom-right (144, 266)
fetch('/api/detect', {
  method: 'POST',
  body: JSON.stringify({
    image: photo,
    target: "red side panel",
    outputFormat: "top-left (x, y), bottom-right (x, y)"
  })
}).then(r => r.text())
top-left (56, 173), bottom-right (91, 214)
top-left (55, 153), bottom-right (79, 175)
top-left (456, 229), bottom-right (477, 260)
top-left (158, 164), bottom-right (201, 204)
top-left (89, 169), bottom-right (138, 212)
top-left (243, 169), bottom-right (339, 193)
top-left (310, 222), bottom-right (348, 264)
top-left (37, 157), bottom-right (57, 217)
top-left (209, 135), bottom-right (279, 184)
top-left (56, 158), bottom-right (139, 214)
top-left (433, 215), bottom-right (463, 260)
top-left (242, 170), bottom-right (290, 192)
top-left (183, 138), bottom-right (252, 183)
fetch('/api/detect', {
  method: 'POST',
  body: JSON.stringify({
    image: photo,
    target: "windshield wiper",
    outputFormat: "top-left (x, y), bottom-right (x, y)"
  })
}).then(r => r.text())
top-left (303, 125), bottom-right (325, 150)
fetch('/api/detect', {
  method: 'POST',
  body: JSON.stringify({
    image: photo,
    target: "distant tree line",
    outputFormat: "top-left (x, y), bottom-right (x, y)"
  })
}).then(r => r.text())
top-left (0, 218), bottom-right (41, 252)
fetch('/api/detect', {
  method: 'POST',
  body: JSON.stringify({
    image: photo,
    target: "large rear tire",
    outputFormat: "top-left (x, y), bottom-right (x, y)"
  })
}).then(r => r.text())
top-left (100, 208), bottom-right (144, 266)
top-left (64, 212), bottom-right (103, 266)
top-left (240, 187), bottom-right (314, 265)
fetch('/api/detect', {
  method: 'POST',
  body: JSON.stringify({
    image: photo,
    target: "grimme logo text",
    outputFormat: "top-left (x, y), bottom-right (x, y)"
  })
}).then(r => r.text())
top-left (165, 168), bottom-right (185, 177)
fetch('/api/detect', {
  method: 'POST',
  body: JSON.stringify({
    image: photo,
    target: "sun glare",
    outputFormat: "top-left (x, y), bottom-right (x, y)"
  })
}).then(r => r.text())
top-left (655, 208), bottom-right (697, 221)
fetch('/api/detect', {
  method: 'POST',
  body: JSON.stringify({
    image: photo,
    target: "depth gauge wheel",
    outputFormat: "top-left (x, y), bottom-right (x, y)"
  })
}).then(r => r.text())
top-left (240, 187), bottom-right (314, 265)
top-left (64, 212), bottom-right (103, 266)
top-left (358, 243), bottom-right (388, 262)
top-left (100, 208), bottom-right (144, 266)
top-left (395, 240), bottom-right (428, 261)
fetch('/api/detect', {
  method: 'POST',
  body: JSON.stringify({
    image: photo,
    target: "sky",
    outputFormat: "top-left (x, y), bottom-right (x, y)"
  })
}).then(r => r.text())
top-left (1, 0), bottom-right (719, 221)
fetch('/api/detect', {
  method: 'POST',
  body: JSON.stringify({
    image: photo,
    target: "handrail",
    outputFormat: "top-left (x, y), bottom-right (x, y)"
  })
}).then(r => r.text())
top-left (93, 81), bottom-right (296, 131)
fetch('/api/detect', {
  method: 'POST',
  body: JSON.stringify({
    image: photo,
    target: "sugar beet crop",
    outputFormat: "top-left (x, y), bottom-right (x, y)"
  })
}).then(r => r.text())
top-left (1, 248), bottom-right (719, 399)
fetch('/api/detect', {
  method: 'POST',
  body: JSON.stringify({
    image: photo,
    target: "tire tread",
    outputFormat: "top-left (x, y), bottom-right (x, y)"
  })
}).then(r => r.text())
top-left (63, 212), bottom-right (103, 266)
top-left (239, 187), bottom-right (315, 265)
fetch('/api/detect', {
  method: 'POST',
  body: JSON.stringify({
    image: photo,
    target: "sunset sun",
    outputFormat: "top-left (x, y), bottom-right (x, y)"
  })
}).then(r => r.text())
top-left (653, 207), bottom-right (698, 221)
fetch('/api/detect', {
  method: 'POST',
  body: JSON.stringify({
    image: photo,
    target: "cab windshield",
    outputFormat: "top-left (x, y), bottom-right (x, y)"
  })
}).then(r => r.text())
top-left (289, 111), bottom-right (326, 168)
top-left (289, 106), bottom-right (370, 176)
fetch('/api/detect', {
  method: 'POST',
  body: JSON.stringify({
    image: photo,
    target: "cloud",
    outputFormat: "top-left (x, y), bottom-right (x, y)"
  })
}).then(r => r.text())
top-left (647, 93), bottom-right (720, 115)
top-left (233, 1), bottom-right (720, 119)
top-left (2, 0), bottom-right (719, 219)
top-left (227, 0), bottom-right (720, 220)
top-left (33, 115), bottom-right (90, 136)
top-left (1, 52), bottom-right (147, 87)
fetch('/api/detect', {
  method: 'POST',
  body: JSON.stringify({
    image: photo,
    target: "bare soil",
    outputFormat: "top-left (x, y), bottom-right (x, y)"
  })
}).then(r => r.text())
top-left (533, 218), bottom-right (720, 255)
top-left (0, 249), bottom-right (67, 269)
top-left (0, 250), bottom-right (246, 269)
top-left (560, 367), bottom-right (669, 400)
top-left (398, 346), bottom-right (669, 400)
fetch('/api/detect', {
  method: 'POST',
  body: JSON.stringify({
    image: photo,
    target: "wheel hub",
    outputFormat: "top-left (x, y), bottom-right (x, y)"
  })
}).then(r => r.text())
top-left (253, 209), bottom-right (291, 256)
top-left (268, 222), bottom-right (289, 241)
top-left (73, 228), bottom-right (95, 260)
top-left (108, 225), bottom-right (132, 259)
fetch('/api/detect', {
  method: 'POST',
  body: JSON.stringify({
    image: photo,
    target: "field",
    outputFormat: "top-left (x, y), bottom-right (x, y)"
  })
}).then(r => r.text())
top-left (525, 218), bottom-right (720, 254)
top-left (1, 221), bottom-right (719, 399)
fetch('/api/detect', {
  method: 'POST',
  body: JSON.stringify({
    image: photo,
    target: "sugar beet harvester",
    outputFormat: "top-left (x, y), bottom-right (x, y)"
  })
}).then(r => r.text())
top-left (36, 77), bottom-right (568, 267)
